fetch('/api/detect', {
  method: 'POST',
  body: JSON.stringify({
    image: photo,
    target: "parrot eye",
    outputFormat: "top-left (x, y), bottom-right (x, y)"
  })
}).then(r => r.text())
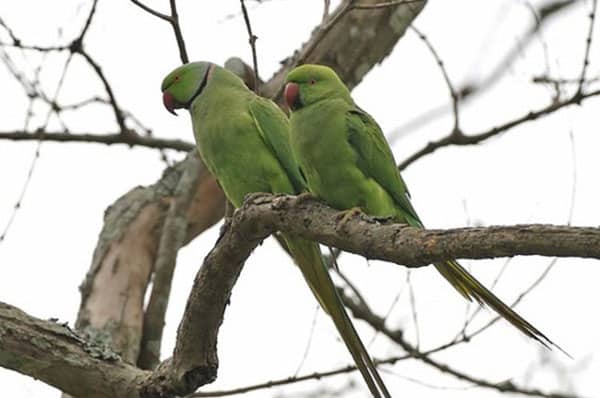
top-left (175, 76), bottom-right (180, 81)
top-left (309, 79), bottom-right (316, 85)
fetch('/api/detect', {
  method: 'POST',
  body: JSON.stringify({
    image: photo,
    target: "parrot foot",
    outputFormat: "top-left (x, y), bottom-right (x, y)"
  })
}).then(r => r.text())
top-left (335, 207), bottom-right (365, 233)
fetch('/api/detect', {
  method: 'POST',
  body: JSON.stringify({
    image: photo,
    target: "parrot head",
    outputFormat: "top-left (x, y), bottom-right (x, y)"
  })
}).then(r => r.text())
top-left (284, 64), bottom-right (350, 111)
top-left (161, 62), bottom-right (214, 115)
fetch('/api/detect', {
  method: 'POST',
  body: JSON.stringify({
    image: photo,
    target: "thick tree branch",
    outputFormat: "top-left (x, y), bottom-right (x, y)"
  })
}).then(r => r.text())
top-left (75, 152), bottom-right (224, 365)
top-left (138, 153), bottom-right (204, 370)
top-left (0, 302), bottom-right (146, 398)
top-left (220, 193), bottom-right (600, 266)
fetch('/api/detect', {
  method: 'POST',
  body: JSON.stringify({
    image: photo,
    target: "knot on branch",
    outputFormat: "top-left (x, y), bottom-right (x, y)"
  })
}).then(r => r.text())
top-left (69, 37), bottom-right (83, 53)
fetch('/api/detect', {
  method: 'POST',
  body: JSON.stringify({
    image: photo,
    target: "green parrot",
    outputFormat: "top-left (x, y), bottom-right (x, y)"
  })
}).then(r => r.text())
top-left (161, 62), bottom-right (391, 397)
top-left (284, 64), bottom-right (561, 351)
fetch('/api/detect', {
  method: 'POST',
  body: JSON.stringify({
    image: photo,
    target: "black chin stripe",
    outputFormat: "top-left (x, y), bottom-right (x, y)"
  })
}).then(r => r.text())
top-left (184, 64), bottom-right (213, 109)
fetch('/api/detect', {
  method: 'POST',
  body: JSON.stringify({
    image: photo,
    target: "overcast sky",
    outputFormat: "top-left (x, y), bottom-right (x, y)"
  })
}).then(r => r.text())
top-left (1, 1), bottom-right (599, 397)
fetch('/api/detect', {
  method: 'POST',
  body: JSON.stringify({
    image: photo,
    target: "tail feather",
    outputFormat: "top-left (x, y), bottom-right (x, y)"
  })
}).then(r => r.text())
top-left (435, 260), bottom-right (569, 356)
top-left (284, 234), bottom-right (391, 398)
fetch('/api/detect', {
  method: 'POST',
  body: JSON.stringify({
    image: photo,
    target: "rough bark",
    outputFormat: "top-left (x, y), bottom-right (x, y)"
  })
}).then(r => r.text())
top-left (0, 302), bottom-right (146, 398)
top-left (227, 194), bottom-right (600, 266)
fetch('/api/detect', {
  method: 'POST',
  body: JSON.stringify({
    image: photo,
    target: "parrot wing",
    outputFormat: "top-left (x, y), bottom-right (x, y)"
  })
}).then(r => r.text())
top-left (346, 107), bottom-right (422, 226)
top-left (249, 96), bottom-right (306, 193)
top-left (346, 107), bottom-right (566, 355)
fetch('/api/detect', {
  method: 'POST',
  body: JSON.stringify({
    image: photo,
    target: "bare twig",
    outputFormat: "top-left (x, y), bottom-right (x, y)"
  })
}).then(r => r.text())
top-left (343, 294), bottom-right (582, 398)
top-left (0, 56), bottom-right (45, 245)
top-left (398, 88), bottom-right (600, 170)
top-left (130, 0), bottom-right (189, 63)
top-left (130, 0), bottom-right (171, 21)
top-left (577, 0), bottom-right (597, 95)
top-left (0, 130), bottom-right (194, 151)
top-left (189, 356), bottom-right (406, 397)
top-left (388, 0), bottom-right (582, 143)
top-left (411, 25), bottom-right (461, 135)
top-left (76, 50), bottom-right (126, 131)
top-left (240, 0), bottom-right (260, 94)
top-left (169, 0), bottom-right (189, 63)
top-left (0, 143), bottom-right (40, 244)
top-left (293, 305), bottom-right (319, 376)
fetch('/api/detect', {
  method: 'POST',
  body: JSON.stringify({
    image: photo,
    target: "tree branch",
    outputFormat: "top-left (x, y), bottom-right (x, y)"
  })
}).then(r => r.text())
top-left (341, 292), bottom-right (583, 398)
top-left (398, 88), bottom-right (600, 170)
top-left (130, 0), bottom-right (189, 63)
top-left (0, 302), bottom-right (147, 398)
top-left (0, 130), bottom-right (195, 151)
top-left (239, 0), bottom-right (260, 94)
top-left (138, 153), bottom-right (204, 370)
top-left (218, 193), bottom-right (600, 266)
top-left (4, 188), bottom-right (596, 397)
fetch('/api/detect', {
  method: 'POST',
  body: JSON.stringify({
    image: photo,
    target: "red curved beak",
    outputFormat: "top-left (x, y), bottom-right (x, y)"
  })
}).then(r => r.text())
top-left (284, 82), bottom-right (300, 111)
top-left (162, 91), bottom-right (178, 116)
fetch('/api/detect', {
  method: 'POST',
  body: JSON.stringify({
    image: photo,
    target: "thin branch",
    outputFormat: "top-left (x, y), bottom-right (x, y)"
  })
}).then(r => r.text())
top-left (130, 0), bottom-right (189, 63)
top-left (411, 25), bottom-right (461, 135)
top-left (0, 55), bottom-right (45, 245)
top-left (240, 0), bottom-right (260, 94)
top-left (577, 0), bottom-right (597, 94)
top-left (388, 0), bottom-right (582, 144)
top-left (190, 356), bottom-right (407, 397)
top-left (79, 0), bottom-right (99, 40)
top-left (353, 0), bottom-right (426, 9)
top-left (130, 0), bottom-right (171, 21)
top-left (77, 50), bottom-right (126, 131)
top-left (0, 142), bottom-right (40, 244)
top-left (0, 130), bottom-right (195, 151)
top-left (398, 88), bottom-right (600, 170)
top-left (343, 294), bottom-right (583, 398)
top-left (169, 0), bottom-right (189, 63)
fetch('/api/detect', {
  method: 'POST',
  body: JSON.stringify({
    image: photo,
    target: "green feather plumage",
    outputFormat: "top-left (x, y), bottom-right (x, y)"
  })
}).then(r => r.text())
top-left (162, 62), bottom-right (392, 397)
top-left (286, 63), bottom-right (564, 354)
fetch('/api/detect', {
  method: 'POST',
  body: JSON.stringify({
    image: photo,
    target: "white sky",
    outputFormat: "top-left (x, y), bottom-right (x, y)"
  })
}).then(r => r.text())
top-left (1, 0), bottom-right (599, 397)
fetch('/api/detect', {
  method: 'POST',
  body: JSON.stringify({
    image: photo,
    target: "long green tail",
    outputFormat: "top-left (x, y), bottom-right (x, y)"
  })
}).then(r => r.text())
top-left (284, 234), bottom-right (391, 398)
top-left (402, 210), bottom-right (565, 353)
top-left (435, 259), bottom-right (567, 354)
